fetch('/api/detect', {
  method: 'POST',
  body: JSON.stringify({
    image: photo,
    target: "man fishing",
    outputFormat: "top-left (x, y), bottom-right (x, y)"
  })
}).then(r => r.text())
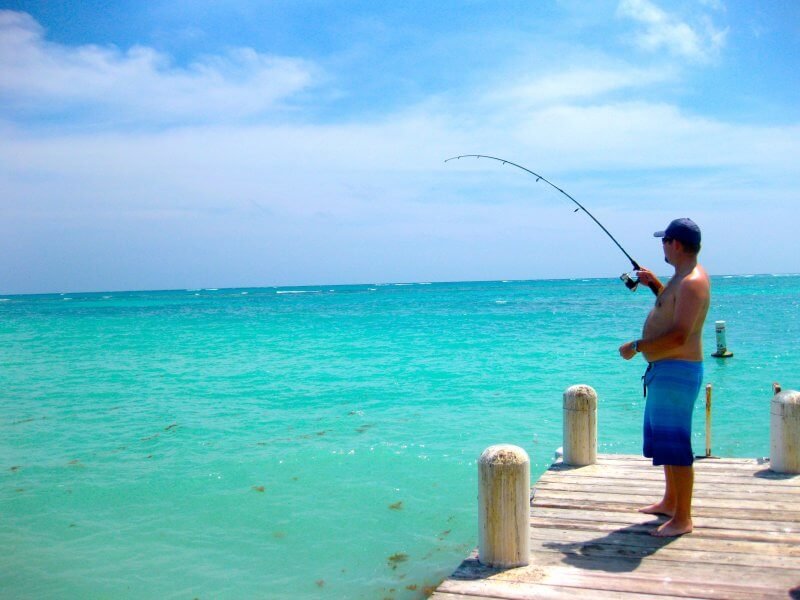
top-left (618, 218), bottom-right (710, 537)
top-left (446, 163), bottom-right (709, 536)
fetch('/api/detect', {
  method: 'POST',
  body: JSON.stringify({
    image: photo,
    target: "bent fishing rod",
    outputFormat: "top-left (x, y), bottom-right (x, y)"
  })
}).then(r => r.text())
top-left (444, 154), bottom-right (655, 293)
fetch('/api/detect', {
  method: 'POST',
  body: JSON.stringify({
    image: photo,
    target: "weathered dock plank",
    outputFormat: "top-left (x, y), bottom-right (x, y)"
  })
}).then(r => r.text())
top-left (430, 454), bottom-right (800, 599)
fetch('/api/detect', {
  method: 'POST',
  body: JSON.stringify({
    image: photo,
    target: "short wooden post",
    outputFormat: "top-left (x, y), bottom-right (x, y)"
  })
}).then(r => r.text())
top-left (770, 390), bottom-right (800, 474)
top-left (704, 384), bottom-right (713, 457)
top-left (563, 385), bottom-right (597, 466)
top-left (478, 445), bottom-right (530, 568)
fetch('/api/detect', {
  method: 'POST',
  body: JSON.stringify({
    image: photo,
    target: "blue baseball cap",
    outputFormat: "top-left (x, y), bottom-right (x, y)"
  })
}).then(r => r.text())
top-left (654, 218), bottom-right (701, 245)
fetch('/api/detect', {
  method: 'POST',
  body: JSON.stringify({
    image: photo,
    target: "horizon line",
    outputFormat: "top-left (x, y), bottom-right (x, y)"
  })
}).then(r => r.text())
top-left (2, 272), bottom-right (797, 299)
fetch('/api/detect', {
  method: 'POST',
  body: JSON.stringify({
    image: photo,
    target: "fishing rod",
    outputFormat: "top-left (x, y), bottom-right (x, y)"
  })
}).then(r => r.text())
top-left (444, 154), bottom-right (654, 292)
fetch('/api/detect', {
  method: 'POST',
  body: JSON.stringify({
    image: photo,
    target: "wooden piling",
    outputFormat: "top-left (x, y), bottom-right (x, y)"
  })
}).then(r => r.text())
top-left (770, 390), bottom-right (800, 474)
top-left (563, 385), bottom-right (597, 466)
top-left (477, 444), bottom-right (530, 568)
top-left (705, 383), bottom-right (712, 457)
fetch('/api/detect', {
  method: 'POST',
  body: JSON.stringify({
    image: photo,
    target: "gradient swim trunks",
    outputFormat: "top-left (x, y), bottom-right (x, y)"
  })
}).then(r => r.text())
top-left (642, 360), bottom-right (704, 466)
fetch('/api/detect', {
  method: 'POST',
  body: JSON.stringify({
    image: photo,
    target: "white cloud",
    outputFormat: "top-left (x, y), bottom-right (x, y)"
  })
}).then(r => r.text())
top-left (507, 101), bottom-right (799, 174)
top-left (0, 10), bottom-right (317, 124)
top-left (3, 96), bottom-right (797, 223)
top-left (485, 65), bottom-right (676, 109)
top-left (616, 0), bottom-right (727, 62)
top-left (698, 0), bottom-right (726, 12)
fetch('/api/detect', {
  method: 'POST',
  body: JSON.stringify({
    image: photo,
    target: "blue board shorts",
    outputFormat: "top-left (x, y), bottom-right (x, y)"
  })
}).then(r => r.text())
top-left (642, 360), bottom-right (704, 466)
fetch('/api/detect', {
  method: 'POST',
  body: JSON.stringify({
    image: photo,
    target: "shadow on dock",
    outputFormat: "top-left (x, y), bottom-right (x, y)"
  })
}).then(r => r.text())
top-left (542, 521), bottom-right (678, 573)
top-left (753, 467), bottom-right (800, 481)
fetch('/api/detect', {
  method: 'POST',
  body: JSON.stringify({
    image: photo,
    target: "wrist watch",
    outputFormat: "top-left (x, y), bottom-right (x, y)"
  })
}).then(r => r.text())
top-left (632, 340), bottom-right (640, 353)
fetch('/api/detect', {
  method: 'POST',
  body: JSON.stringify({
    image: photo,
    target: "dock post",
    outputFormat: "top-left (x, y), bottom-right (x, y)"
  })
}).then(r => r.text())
top-left (478, 445), bottom-right (530, 568)
top-left (770, 390), bottom-right (800, 474)
top-left (563, 385), bottom-right (597, 466)
top-left (705, 384), bottom-right (713, 457)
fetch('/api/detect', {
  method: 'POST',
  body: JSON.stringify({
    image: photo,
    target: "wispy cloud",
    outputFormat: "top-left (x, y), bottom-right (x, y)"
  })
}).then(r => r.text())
top-left (0, 10), bottom-right (317, 125)
top-left (616, 0), bottom-right (727, 62)
top-left (484, 65), bottom-right (677, 109)
top-left (1, 7), bottom-right (793, 183)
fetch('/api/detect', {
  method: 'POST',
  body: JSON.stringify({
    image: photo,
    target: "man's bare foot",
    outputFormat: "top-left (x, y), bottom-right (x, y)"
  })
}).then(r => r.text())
top-left (651, 517), bottom-right (692, 537)
top-left (638, 502), bottom-right (674, 517)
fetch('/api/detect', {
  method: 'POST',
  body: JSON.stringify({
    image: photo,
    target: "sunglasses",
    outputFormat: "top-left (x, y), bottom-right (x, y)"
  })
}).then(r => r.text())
top-left (662, 237), bottom-right (674, 244)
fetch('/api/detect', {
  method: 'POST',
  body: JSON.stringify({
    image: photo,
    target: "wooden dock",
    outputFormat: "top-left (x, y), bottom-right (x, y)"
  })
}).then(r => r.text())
top-left (431, 454), bottom-right (800, 599)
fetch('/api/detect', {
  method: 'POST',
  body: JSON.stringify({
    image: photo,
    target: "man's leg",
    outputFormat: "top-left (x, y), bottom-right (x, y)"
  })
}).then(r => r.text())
top-left (639, 465), bottom-right (676, 516)
top-left (652, 465), bottom-right (693, 537)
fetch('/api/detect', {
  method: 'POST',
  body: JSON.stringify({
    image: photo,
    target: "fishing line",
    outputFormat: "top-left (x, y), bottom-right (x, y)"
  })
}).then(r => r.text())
top-left (444, 154), bottom-right (651, 292)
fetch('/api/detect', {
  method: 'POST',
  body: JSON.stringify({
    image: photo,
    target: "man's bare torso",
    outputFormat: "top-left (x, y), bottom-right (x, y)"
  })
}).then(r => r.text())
top-left (642, 265), bottom-right (710, 362)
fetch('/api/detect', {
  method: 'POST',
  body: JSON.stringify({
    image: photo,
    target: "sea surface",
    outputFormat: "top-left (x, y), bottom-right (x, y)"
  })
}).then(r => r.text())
top-left (2, 275), bottom-right (798, 599)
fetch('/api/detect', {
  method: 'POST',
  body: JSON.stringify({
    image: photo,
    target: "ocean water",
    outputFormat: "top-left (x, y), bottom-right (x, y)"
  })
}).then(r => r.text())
top-left (1, 275), bottom-right (798, 599)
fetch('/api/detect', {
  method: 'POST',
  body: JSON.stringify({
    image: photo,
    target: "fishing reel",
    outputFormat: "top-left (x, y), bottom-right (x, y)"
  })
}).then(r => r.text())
top-left (620, 272), bottom-right (639, 291)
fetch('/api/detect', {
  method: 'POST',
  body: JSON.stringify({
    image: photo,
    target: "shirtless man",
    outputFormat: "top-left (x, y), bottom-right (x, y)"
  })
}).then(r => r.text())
top-left (619, 218), bottom-right (710, 537)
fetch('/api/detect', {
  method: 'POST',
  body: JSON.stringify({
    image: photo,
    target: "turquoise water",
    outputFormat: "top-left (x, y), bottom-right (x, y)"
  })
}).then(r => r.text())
top-left (2, 275), bottom-right (798, 599)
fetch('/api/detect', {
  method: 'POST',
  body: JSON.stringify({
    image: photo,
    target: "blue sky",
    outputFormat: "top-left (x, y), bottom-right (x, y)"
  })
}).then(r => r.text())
top-left (1, 1), bottom-right (798, 293)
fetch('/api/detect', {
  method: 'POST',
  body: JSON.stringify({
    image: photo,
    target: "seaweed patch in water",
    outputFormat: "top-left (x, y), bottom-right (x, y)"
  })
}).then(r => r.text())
top-left (297, 430), bottom-right (330, 440)
top-left (11, 416), bottom-right (46, 425)
top-left (388, 501), bottom-right (403, 510)
top-left (387, 552), bottom-right (409, 570)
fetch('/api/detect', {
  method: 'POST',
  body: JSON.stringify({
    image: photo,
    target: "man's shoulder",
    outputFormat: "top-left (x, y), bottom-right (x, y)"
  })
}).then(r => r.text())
top-left (681, 264), bottom-right (709, 285)
top-left (679, 266), bottom-right (711, 298)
